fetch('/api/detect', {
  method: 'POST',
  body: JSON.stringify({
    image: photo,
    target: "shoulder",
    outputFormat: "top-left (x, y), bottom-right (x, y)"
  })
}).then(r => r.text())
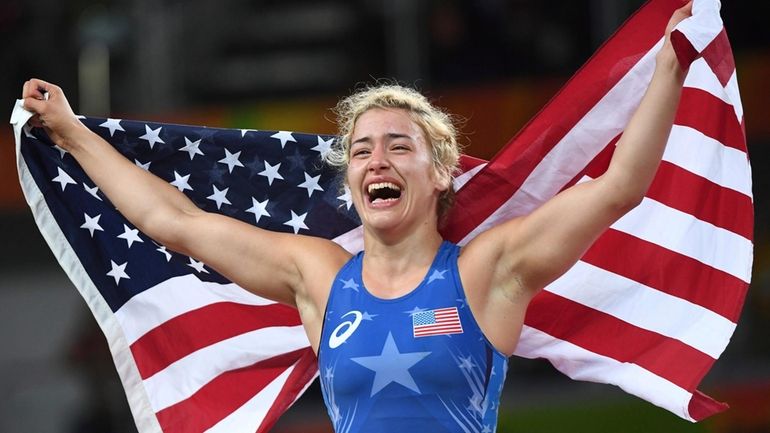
top-left (290, 235), bottom-right (352, 305)
top-left (458, 215), bottom-right (526, 269)
top-left (456, 216), bottom-right (532, 313)
top-left (291, 235), bottom-right (353, 276)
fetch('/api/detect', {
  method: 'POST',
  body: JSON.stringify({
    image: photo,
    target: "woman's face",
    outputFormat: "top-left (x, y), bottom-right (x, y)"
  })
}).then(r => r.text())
top-left (346, 108), bottom-right (448, 235)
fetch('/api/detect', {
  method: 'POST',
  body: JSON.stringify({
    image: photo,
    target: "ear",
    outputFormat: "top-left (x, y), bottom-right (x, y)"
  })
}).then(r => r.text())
top-left (432, 167), bottom-right (452, 193)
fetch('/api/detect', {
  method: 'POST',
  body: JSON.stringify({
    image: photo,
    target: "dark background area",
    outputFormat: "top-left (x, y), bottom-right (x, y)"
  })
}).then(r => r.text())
top-left (1, 1), bottom-right (769, 432)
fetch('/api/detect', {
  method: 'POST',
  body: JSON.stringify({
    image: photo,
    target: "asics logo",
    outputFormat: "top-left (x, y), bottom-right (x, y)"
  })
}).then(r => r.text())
top-left (329, 310), bottom-right (363, 349)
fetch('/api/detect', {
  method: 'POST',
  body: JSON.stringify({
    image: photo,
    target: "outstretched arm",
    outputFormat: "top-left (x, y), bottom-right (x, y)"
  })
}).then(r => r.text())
top-left (461, 2), bottom-right (693, 355)
top-left (508, 3), bottom-right (690, 294)
top-left (21, 79), bottom-right (349, 311)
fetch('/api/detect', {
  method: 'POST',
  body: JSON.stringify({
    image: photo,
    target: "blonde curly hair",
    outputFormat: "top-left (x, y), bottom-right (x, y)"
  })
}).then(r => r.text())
top-left (326, 84), bottom-right (462, 222)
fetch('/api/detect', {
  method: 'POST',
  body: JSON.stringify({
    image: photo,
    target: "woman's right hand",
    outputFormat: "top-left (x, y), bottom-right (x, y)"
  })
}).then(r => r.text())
top-left (22, 78), bottom-right (86, 150)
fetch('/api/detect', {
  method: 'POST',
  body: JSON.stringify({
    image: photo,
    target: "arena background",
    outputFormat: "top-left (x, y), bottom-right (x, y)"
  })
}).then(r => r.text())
top-left (0, 1), bottom-right (768, 432)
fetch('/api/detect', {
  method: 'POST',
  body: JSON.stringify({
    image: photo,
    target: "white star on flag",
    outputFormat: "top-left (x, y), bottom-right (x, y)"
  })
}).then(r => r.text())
top-left (52, 167), bottom-right (76, 190)
top-left (219, 149), bottom-right (245, 173)
top-left (270, 131), bottom-right (296, 148)
top-left (283, 210), bottom-right (309, 234)
top-left (258, 161), bottom-right (284, 185)
top-left (139, 125), bottom-right (165, 149)
top-left (207, 185), bottom-right (231, 209)
top-left (99, 118), bottom-right (124, 136)
top-left (170, 171), bottom-right (192, 192)
top-left (187, 258), bottom-right (209, 273)
top-left (54, 144), bottom-right (68, 158)
top-left (240, 129), bottom-right (258, 137)
top-left (156, 245), bottom-right (172, 262)
top-left (180, 137), bottom-right (204, 160)
top-left (298, 172), bottom-right (324, 197)
top-left (117, 224), bottom-right (143, 248)
top-left (106, 260), bottom-right (130, 285)
top-left (80, 213), bottom-right (104, 237)
top-left (83, 183), bottom-right (102, 201)
top-left (135, 159), bottom-right (151, 171)
top-left (311, 136), bottom-right (334, 158)
top-left (337, 185), bottom-right (353, 210)
top-left (246, 198), bottom-right (270, 223)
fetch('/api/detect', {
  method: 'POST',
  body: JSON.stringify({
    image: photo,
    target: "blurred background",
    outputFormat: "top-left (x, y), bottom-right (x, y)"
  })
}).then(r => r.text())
top-left (1, 0), bottom-right (769, 432)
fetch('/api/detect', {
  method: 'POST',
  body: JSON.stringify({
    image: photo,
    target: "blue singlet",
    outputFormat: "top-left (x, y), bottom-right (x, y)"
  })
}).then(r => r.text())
top-left (318, 241), bottom-right (508, 433)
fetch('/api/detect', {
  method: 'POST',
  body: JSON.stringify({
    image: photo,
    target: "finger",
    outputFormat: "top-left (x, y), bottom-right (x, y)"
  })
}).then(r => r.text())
top-left (22, 96), bottom-right (45, 114)
top-left (28, 78), bottom-right (52, 100)
top-left (22, 80), bottom-right (29, 99)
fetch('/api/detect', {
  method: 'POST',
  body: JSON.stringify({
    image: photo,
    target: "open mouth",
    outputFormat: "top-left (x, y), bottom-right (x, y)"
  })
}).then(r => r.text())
top-left (367, 182), bottom-right (402, 204)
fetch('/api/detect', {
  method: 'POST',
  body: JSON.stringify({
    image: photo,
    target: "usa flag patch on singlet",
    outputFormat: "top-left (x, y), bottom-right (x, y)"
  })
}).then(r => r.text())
top-left (412, 307), bottom-right (464, 337)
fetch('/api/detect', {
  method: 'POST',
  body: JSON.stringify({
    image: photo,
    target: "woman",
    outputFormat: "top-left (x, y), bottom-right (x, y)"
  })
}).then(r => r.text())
top-left (21, 3), bottom-right (692, 431)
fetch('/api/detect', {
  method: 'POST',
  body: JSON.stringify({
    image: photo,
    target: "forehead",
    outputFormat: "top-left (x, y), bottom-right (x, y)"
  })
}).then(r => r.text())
top-left (351, 108), bottom-right (425, 143)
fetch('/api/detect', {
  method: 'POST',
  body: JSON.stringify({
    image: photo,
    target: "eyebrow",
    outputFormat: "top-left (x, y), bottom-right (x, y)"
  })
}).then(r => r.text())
top-left (351, 133), bottom-right (413, 145)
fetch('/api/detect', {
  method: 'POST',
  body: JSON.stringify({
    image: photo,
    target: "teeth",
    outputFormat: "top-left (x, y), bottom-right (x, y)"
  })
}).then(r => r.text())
top-left (367, 182), bottom-right (401, 194)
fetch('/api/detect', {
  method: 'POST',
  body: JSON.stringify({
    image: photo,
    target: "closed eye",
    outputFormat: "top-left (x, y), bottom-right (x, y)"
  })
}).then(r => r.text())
top-left (351, 147), bottom-right (371, 158)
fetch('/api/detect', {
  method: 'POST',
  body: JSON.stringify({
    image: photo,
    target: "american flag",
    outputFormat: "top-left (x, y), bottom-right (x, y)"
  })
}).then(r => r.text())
top-left (412, 307), bottom-right (464, 337)
top-left (11, 0), bottom-right (750, 431)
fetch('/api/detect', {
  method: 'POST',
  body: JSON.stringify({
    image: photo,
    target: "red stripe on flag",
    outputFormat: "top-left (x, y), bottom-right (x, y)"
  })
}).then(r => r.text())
top-left (258, 348), bottom-right (318, 433)
top-left (671, 29), bottom-right (700, 69)
top-left (646, 161), bottom-right (754, 240)
top-left (583, 229), bottom-right (749, 322)
top-left (443, 0), bottom-right (682, 242)
top-left (702, 29), bottom-right (736, 88)
top-left (676, 87), bottom-right (745, 151)
top-left (156, 348), bottom-right (307, 433)
top-left (459, 154), bottom-right (487, 173)
top-left (131, 302), bottom-right (302, 379)
top-left (580, 147), bottom-right (754, 240)
top-left (689, 390), bottom-right (729, 421)
top-left (525, 291), bottom-right (716, 392)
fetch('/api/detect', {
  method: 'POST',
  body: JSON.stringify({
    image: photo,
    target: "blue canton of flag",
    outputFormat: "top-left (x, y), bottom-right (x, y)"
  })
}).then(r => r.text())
top-left (412, 307), bottom-right (463, 337)
top-left (19, 116), bottom-right (361, 309)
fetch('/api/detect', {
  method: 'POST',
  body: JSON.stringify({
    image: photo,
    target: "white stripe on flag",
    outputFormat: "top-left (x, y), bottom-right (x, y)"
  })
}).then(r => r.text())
top-left (548, 260), bottom-right (735, 358)
top-left (684, 59), bottom-right (743, 120)
top-left (115, 274), bottom-right (275, 344)
top-left (663, 125), bottom-right (752, 197)
top-left (610, 195), bottom-right (753, 283)
top-left (204, 363), bottom-right (297, 433)
top-left (144, 325), bottom-right (308, 412)
top-left (724, 70), bottom-right (744, 121)
top-left (514, 325), bottom-right (696, 421)
top-left (675, 0), bottom-right (723, 52)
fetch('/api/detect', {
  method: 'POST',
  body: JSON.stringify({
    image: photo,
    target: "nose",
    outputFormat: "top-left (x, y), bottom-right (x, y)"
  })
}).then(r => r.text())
top-left (367, 144), bottom-right (390, 172)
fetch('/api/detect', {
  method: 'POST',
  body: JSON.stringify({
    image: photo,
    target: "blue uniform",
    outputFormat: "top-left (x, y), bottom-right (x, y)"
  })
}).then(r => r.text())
top-left (318, 241), bottom-right (508, 433)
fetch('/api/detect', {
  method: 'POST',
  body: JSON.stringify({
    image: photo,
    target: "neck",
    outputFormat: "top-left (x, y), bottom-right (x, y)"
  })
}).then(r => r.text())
top-left (360, 224), bottom-right (444, 298)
